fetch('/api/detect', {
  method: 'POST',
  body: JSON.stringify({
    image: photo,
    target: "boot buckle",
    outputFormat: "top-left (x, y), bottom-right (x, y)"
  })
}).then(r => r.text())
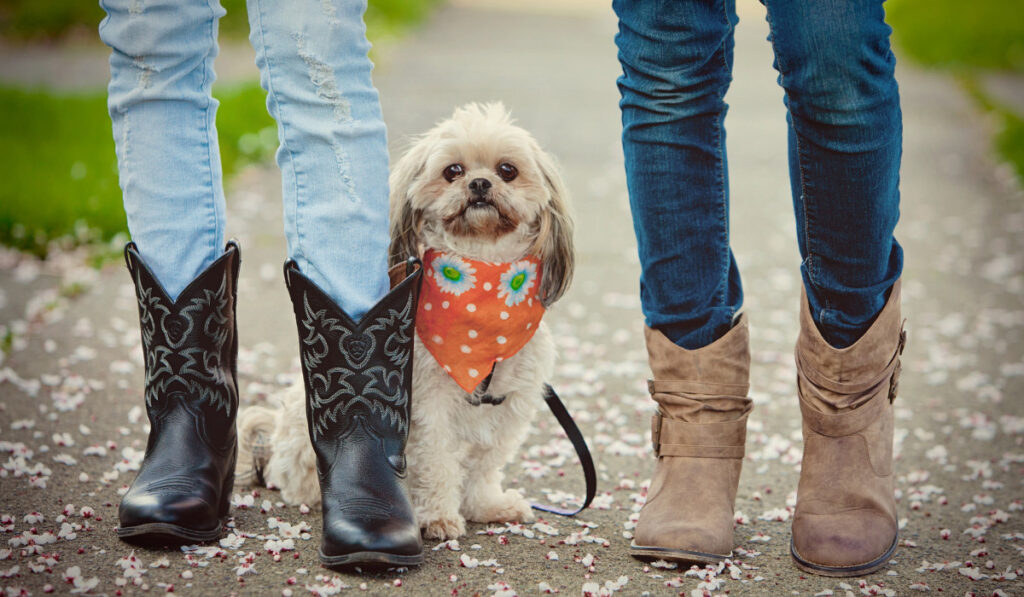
top-left (888, 325), bottom-right (913, 403)
top-left (651, 412), bottom-right (663, 457)
top-left (888, 324), bottom-right (907, 403)
top-left (888, 360), bottom-right (902, 403)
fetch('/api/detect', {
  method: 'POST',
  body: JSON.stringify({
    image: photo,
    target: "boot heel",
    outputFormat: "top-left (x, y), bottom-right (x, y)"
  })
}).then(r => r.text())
top-left (218, 479), bottom-right (234, 518)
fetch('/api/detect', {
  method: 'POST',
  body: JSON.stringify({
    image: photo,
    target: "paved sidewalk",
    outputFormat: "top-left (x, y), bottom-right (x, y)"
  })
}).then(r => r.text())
top-left (2, 3), bottom-right (1023, 596)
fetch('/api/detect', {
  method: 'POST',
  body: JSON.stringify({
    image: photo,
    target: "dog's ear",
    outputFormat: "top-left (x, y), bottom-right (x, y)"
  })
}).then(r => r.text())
top-left (388, 136), bottom-right (430, 266)
top-left (529, 145), bottom-right (575, 307)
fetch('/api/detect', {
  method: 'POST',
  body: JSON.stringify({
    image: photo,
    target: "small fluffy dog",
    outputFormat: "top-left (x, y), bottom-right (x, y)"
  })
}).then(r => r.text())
top-left (238, 103), bottom-right (574, 540)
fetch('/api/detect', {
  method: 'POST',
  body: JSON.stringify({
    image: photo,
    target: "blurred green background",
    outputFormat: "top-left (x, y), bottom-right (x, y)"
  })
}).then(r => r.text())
top-left (0, 0), bottom-right (1020, 258)
top-left (886, 0), bottom-right (1024, 185)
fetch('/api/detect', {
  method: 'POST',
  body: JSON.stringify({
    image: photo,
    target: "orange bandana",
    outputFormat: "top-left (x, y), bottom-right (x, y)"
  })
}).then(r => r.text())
top-left (416, 249), bottom-right (546, 393)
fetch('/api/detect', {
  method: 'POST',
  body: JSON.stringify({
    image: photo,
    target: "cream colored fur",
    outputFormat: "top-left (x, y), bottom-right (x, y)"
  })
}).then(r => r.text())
top-left (237, 103), bottom-right (574, 540)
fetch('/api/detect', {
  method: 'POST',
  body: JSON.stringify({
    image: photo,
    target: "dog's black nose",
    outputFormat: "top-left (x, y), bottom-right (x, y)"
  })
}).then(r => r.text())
top-left (468, 178), bottom-right (491, 196)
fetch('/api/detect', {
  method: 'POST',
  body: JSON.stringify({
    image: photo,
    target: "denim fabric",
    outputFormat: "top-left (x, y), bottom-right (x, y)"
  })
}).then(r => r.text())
top-left (100, 0), bottom-right (390, 320)
top-left (614, 0), bottom-right (903, 349)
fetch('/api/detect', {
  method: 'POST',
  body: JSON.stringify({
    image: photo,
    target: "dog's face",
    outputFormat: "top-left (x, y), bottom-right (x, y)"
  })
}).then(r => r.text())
top-left (389, 103), bottom-right (574, 307)
top-left (424, 135), bottom-right (539, 241)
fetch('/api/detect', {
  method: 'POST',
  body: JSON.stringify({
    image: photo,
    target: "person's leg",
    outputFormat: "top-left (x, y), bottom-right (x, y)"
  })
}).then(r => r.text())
top-left (762, 0), bottom-right (905, 576)
top-left (246, 0), bottom-right (390, 320)
top-left (615, 0), bottom-right (742, 351)
top-left (762, 0), bottom-right (903, 349)
top-left (246, 0), bottom-right (422, 567)
top-left (615, 0), bottom-right (751, 566)
top-left (100, 0), bottom-right (240, 543)
top-left (99, 0), bottom-right (227, 300)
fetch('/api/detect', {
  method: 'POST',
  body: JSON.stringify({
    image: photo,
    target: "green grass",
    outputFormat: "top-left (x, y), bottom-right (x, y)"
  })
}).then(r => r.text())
top-left (886, 0), bottom-right (1024, 73)
top-left (364, 0), bottom-right (441, 40)
top-left (0, 0), bottom-right (439, 256)
top-left (996, 112), bottom-right (1024, 182)
top-left (0, 1), bottom-right (105, 41)
top-left (886, 0), bottom-right (1024, 184)
top-left (0, 88), bottom-right (121, 254)
top-left (0, 0), bottom-right (254, 40)
top-left (0, 84), bottom-right (276, 257)
top-left (961, 77), bottom-right (1024, 184)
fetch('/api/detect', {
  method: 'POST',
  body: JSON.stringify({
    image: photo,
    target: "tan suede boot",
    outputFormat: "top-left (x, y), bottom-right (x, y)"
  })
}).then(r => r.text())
top-left (791, 281), bottom-right (906, 577)
top-left (630, 315), bottom-right (752, 564)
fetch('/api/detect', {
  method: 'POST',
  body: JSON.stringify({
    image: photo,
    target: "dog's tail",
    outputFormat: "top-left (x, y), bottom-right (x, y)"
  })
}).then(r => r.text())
top-left (235, 405), bottom-right (278, 486)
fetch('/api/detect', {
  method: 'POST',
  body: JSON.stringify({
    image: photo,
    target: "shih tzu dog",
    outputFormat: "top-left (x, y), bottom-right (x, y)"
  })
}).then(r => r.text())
top-left (237, 103), bottom-right (574, 540)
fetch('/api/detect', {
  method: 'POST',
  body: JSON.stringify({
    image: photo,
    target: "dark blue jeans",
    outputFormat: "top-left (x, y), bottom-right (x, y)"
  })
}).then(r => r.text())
top-left (614, 0), bottom-right (904, 349)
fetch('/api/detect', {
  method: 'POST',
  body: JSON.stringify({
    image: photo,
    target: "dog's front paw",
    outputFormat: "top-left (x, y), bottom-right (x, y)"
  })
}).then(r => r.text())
top-left (469, 489), bottom-right (535, 524)
top-left (421, 514), bottom-right (466, 540)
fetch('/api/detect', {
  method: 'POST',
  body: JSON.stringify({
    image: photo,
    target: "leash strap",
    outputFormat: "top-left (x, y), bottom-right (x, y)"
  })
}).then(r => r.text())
top-left (530, 383), bottom-right (597, 516)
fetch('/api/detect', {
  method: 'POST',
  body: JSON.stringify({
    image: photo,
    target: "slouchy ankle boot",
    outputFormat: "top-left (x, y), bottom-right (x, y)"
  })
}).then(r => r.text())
top-left (630, 315), bottom-right (752, 564)
top-left (284, 259), bottom-right (424, 568)
top-left (117, 242), bottom-right (240, 543)
top-left (791, 280), bottom-right (906, 577)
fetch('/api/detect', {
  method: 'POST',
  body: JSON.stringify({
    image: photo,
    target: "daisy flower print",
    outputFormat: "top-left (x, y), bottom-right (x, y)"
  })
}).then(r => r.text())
top-left (432, 253), bottom-right (477, 296)
top-left (497, 260), bottom-right (538, 307)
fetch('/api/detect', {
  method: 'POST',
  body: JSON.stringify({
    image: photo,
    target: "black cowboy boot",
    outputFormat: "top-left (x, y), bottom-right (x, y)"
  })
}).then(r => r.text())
top-left (117, 242), bottom-right (240, 543)
top-left (284, 258), bottom-right (424, 567)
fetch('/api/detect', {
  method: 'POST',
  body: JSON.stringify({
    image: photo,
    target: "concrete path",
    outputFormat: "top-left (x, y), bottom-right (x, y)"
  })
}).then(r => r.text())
top-left (2, 2), bottom-right (1023, 596)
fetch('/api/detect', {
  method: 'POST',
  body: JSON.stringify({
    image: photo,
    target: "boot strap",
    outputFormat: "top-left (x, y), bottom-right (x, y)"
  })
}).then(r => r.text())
top-left (798, 382), bottom-right (891, 437)
top-left (651, 413), bottom-right (746, 459)
top-left (648, 379), bottom-right (750, 398)
top-left (796, 325), bottom-right (905, 438)
top-left (795, 324), bottom-right (906, 399)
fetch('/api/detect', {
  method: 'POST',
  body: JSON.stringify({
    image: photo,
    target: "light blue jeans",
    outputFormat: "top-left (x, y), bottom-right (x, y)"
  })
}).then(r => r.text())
top-left (99, 0), bottom-right (390, 319)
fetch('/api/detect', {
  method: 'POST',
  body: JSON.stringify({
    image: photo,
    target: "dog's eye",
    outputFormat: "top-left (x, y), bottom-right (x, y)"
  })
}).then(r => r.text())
top-left (497, 162), bottom-right (518, 182)
top-left (442, 164), bottom-right (464, 182)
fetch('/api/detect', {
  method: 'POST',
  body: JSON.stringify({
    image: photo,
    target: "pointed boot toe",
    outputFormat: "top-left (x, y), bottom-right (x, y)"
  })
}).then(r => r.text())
top-left (119, 485), bottom-right (219, 528)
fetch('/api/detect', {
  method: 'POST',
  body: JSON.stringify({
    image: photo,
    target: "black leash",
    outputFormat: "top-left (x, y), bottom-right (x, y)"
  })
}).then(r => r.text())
top-left (529, 383), bottom-right (597, 516)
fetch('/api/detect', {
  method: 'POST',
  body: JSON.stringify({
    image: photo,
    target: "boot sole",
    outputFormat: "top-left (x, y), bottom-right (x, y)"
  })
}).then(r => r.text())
top-left (319, 549), bottom-right (424, 569)
top-left (117, 521), bottom-right (224, 545)
top-left (790, 535), bottom-right (897, 577)
top-left (629, 542), bottom-right (731, 565)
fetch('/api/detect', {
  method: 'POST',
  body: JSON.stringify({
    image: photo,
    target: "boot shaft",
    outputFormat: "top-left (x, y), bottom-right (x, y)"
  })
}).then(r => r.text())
top-left (284, 259), bottom-right (422, 464)
top-left (644, 314), bottom-right (752, 423)
top-left (125, 242), bottom-right (240, 448)
top-left (796, 280), bottom-right (905, 413)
